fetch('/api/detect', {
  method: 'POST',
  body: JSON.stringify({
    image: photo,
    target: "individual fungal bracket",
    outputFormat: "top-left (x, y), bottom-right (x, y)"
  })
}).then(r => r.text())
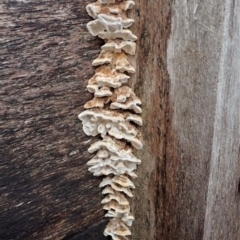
top-left (79, 0), bottom-right (141, 239)
top-left (102, 40), bottom-right (136, 55)
top-left (85, 86), bottom-right (142, 114)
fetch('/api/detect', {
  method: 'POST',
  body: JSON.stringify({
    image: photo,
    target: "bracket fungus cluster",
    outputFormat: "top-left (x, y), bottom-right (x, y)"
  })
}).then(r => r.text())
top-left (79, 1), bottom-right (142, 239)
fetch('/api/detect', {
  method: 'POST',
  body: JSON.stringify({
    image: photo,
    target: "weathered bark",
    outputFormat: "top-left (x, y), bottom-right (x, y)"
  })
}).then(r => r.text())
top-left (1, 0), bottom-right (240, 240)
top-left (131, 0), bottom-right (240, 239)
top-left (129, 1), bottom-right (173, 240)
top-left (167, 1), bottom-right (240, 239)
top-left (0, 1), bottom-right (106, 239)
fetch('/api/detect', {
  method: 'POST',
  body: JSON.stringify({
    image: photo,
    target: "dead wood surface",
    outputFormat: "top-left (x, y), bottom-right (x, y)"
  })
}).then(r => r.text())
top-left (0, 1), bottom-right (107, 239)
top-left (131, 0), bottom-right (240, 240)
top-left (167, 1), bottom-right (240, 239)
top-left (1, 0), bottom-right (240, 240)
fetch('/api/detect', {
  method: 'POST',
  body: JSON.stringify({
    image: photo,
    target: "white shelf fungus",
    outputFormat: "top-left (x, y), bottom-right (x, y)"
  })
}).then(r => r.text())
top-left (86, 1), bottom-right (135, 19)
top-left (87, 14), bottom-right (134, 36)
top-left (80, 0), bottom-right (141, 239)
top-left (87, 66), bottom-right (130, 93)
top-left (104, 218), bottom-right (131, 238)
top-left (78, 109), bottom-right (143, 149)
top-left (105, 211), bottom-right (134, 227)
top-left (85, 86), bottom-right (142, 114)
top-left (102, 40), bottom-right (136, 55)
top-left (92, 51), bottom-right (135, 74)
top-left (98, 30), bottom-right (137, 41)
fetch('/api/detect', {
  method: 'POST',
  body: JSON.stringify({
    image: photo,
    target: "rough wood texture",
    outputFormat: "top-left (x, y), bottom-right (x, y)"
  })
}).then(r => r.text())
top-left (129, 1), bottom-right (173, 239)
top-left (1, 0), bottom-right (240, 239)
top-left (131, 0), bottom-right (240, 239)
top-left (0, 0), bottom-right (107, 239)
top-left (167, 0), bottom-right (240, 239)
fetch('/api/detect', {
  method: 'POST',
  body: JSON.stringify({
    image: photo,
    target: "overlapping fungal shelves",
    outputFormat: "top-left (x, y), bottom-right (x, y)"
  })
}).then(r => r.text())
top-left (78, 0), bottom-right (142, 239)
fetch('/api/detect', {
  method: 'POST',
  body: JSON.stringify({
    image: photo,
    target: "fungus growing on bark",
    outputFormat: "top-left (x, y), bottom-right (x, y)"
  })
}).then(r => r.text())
top-left (101, 191), bottom-right (129, 206)
top-left (87, 14), bottom-right (134, 36)
top-left (100, 177), bottom-right (133, 198)
top-left (105, 211), bottom-right (135, 226)
top-left (80, 0), bottom-right (141, 238)
top-left (98, 30), bottom-right (137, 41)
top-left (103, 200), bottom-right (130, 213)
top-left (84, 86), bottom-right (142, 114)
top-left (99, 0), bottom-right (116, 4)
top-left (87, 66), bottom-right (130, 93)
top-left (111, 86), bottom-right (142, 113)
top-left (104, 218), bottom-right (131, 238)
top-left (92, 51), bottom-right (135, 74)
top-left (86, 1), bottom-right (135, 19)
top-left (102, 40), bottom-right (136, 55)
top-left (94, 86), bottom-right (112, 97)
top-left (78, 109), bottom-right (143, 149)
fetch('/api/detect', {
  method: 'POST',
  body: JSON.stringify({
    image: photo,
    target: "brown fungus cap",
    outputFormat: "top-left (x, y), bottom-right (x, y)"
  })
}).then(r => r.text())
top-left (104, 218), bottom-right (131, 237)
top-left (101, 191), bottom-right (129, 205)
top-left (103, 200), bottom-right (130, 213)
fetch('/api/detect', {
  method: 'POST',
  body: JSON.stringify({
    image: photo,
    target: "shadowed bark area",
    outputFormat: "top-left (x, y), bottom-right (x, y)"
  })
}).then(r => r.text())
top-left (0, 0), bottom-right (106, 239)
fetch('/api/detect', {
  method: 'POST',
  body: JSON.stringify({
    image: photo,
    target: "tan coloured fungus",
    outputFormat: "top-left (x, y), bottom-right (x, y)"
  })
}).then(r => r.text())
top-left (92, 50), bottom-right (113, 66)
top-left (110, 86), bottom-right (142, 113)
top-left (84, 96), bottom-right (110, 109)
top-left (99, 0), bottom-right (116, 4)
top-left (87, 66), bottom-right (130, 93)
top-left (92, 51), bottom-right (135, 74)
top-left (101, 191), bottom-right (129, 206)
top-left (84, 97), bottom-right (110, 109)
top-left (78, 109), bottom-right (143, 149)
top-left (86, 2), bottom-right (102, 19)
top-left (87, 159), bottom-right (138, 178)
top-left (99, 175), bottom-right (135, 197)
top-left (102, 186), bottom-right (115, 195)
top-left (102, 40), bottom-right (136, 55)
top-left (103, 200), bottom-right (130, 213)
top-left (100, 178), bottom-right (133, 198)
top-left (120, 0), bottom-right (135, 11)
top-left (104, 218), bottom-right (131, 237)
top-left (126, 114), bottom-right (143, 126)
top-left (113, 52), bottom-right (135, 73)
top-left (86, 135), bottom-right (140, 178)
top-left (81, 0), bottom-right (141, 238)
top-left (87, 14), bottom-right (134, 36)
top-left (98, 30), bottom-right (137, 41)
top-left (87, 136), bottom-right (141, 163)
top-left (94, 86), bottom-right (112, 97)
top-left (84, 86), bottom-right (142, 114)
top-left (105, 211), bottom-right (134, 227)
top-left (86, 1), bottom-right (135, 19)
top-left (112, 175), bottom-right (135, 189)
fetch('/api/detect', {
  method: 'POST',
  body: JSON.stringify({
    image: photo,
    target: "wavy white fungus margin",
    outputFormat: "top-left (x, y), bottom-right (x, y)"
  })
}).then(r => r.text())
top-left (79, 1), bottom-right (141, 239)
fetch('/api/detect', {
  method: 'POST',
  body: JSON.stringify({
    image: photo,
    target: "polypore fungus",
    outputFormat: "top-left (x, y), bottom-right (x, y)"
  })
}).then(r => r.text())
top-left (86, 1), bottom-right (135, 19)
top-left (79, 0), bottom-right (141, 239)
top-left (104, 218), bottom-right (131, 239)
top-left (87, 66), bottom-right (130, 92)
top-left (98, 30), bottom-right (137, 41)
top-left (78, 109), bottom-right (143, 149)
top-left (102, 40), bottom-right (136, 55)
top-left (85, 86), bottom-right (142, 114)
top-left (92, 51), bottom-right (135, 74)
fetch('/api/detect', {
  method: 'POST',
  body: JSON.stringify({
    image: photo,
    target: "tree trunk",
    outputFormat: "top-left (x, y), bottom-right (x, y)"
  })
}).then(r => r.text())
top-left (1, 0), bottom-right (239, 240)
